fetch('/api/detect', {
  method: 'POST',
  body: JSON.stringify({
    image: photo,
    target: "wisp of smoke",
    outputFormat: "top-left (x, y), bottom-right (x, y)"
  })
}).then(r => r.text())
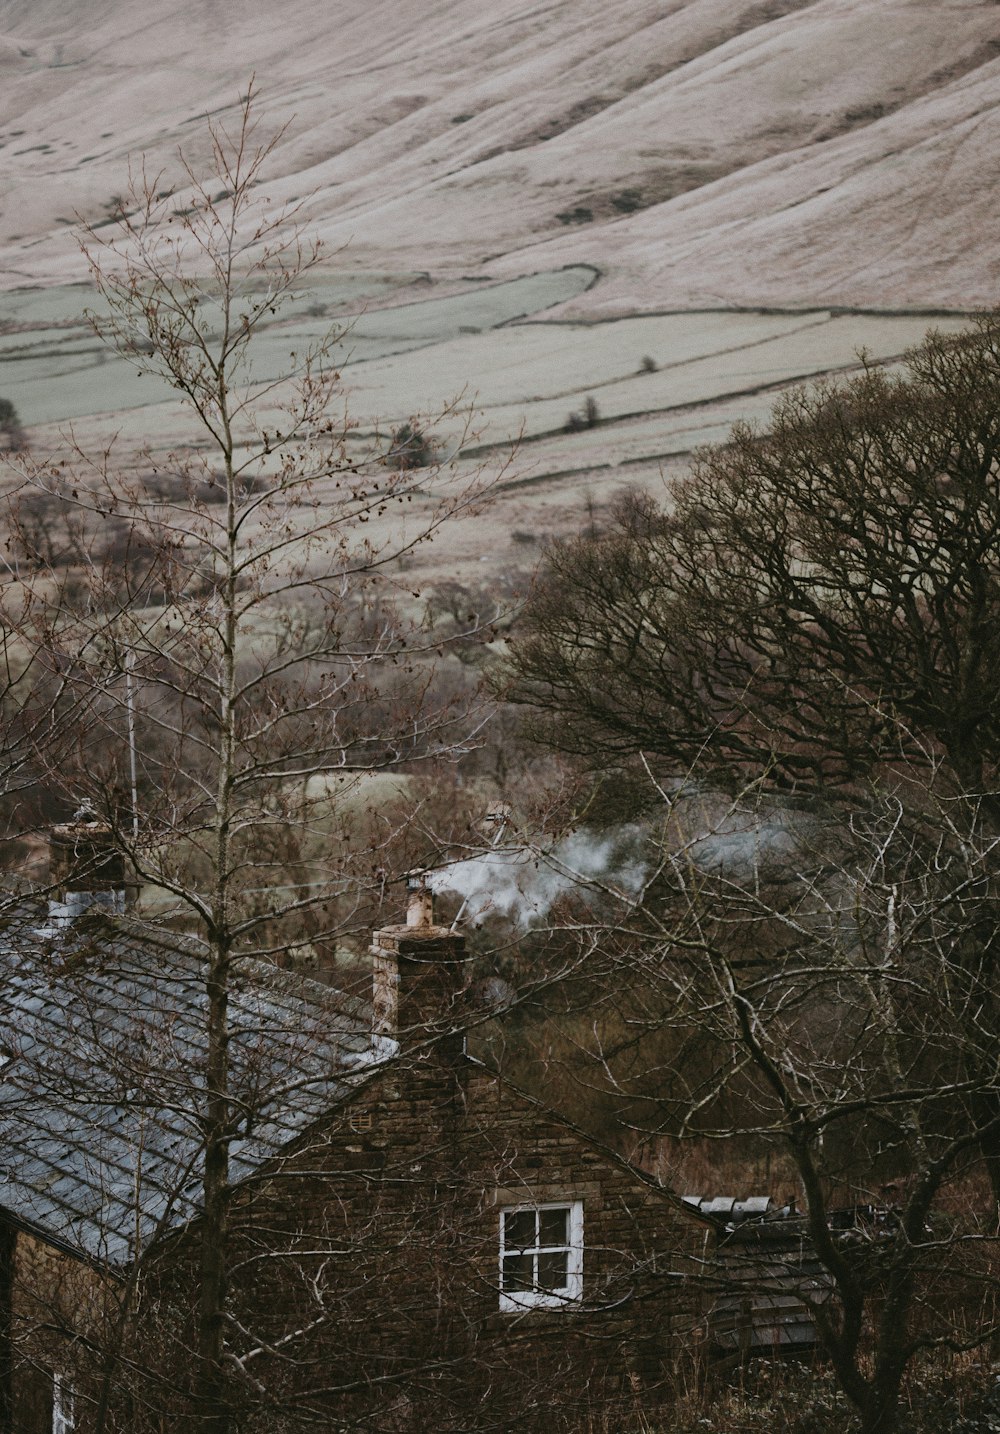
top-left (686, 808), bottom-right (807, 876)
top-left (429, 827), bottom-right (649, 929)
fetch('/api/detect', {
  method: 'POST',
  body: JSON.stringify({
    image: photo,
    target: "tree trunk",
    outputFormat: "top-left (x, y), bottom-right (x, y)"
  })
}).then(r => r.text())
top-left (860, 1365), bottom-right (904, 1434)
top-left (196, 942), bottom-right (232, 1434)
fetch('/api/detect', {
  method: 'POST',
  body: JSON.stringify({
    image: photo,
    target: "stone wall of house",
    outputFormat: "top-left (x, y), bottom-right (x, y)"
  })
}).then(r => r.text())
top-left (2, 1225), bottom-right (113, 1434)
top-left (186, 1048), bottom-right (706, 1432)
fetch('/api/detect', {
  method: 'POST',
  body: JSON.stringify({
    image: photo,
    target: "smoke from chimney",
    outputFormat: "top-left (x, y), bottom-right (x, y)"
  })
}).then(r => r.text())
top-left (428, 827), bottom-right (650, 929)
top-left (428, 804), bottom-right (820, 931)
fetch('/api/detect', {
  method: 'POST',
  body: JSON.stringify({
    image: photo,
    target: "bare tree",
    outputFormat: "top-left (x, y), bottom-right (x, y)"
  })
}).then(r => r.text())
top-left (641, 781), bottom-right (999, 1433)
top-left (3, 86), bottom-right (497, 1433)
top-left (459, 772), bottom-right (999, 1433)
top-left (506, 316), bottom-right (1000, 800)
top-left (500, 318), bottom-right (1000, 1429)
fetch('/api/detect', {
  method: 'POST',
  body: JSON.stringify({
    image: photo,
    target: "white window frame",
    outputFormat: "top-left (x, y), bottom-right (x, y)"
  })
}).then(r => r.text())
top-left (498, 1200), bottom-right (583, 1312)
top-left (52, 1373), bottom-right (75, 1434)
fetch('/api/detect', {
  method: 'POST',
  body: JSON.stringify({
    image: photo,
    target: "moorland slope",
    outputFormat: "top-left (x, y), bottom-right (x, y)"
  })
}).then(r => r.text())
top-left (1, 0), bottom-right (998, 311)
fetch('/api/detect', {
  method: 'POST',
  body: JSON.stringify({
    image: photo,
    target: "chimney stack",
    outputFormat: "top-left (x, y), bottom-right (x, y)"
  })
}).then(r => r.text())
top-left (48, 802), bottom-right (127, 924)
top-left (372, 871), bottom-right (466, 1056)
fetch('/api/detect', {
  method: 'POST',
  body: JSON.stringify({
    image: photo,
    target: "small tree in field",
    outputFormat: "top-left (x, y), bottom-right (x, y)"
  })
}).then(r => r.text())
top-left (3, 87), bottom-right (495, 1433)
top-left (0, 398), bottom-right (25, 451)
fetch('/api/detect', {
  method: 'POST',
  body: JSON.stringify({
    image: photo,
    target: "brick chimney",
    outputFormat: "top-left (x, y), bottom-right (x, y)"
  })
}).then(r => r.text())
top-left (48, 802), bottom-right (127, 924)
top-left (371, 871), bottom-right (467, 1056)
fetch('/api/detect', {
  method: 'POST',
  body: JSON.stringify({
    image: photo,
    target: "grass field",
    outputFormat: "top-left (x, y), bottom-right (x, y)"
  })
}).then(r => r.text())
top-left (2, 268), bottom-right (970, 595)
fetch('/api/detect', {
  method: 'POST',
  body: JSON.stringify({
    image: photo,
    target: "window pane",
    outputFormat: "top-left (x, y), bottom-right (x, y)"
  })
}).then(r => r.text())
top-left (539, 1207), bottom-right (569, 1247)
top-left (504, 1210), bottom-right (536, 1250)
top-left (537, 1250), bottom-right (568, 1291)
top-left (502, 1252), bottom-right (534, 1291)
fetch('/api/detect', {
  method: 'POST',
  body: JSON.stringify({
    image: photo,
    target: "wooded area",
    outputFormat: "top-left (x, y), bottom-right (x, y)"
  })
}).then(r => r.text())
top-left (505, 313), bottom-right (1000, 1432)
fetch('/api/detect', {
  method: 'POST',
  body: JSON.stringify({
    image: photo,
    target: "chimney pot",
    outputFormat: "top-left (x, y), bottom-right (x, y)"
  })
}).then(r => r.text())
top-left (405, 869), bottom-right (434, 927)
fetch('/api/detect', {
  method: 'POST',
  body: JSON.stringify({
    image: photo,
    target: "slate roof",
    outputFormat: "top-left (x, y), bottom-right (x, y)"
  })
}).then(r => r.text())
top-left (0, 907), bottom-right (371, 1266)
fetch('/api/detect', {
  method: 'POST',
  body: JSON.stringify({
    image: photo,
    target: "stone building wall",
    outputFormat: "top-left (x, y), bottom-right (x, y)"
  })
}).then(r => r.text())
top-left (189, 1046), bottom-right (706, 1432)
top-left (4, 1051), bottom-right (703, 1433)
top-left (1, 1224), bottom-right (113, 1434)
top-left (3, 905), bottom-right (705, 1433)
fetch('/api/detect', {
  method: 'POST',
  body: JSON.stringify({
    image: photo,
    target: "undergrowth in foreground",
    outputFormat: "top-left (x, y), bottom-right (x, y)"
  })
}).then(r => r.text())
top-left (656, 1356), bottom-right (1000, 1434)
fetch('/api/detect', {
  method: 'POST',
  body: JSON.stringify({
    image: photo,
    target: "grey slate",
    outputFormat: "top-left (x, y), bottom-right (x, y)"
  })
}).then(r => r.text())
top-left (0, 908), bottom-right (371, 1266)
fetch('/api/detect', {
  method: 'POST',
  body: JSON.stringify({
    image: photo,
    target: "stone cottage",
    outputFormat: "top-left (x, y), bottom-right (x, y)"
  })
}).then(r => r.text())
top-left (0, 827), bottom-right (705, 1432)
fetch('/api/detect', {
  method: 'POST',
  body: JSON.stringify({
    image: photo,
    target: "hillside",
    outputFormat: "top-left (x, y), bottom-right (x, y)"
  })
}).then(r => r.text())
top-left (1, 0), bottom-right (998, 311)
top-left (0, 1), bottom-right (994, 594)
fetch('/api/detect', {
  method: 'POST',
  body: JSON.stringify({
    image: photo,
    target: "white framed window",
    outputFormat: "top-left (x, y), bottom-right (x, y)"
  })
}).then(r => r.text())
top-left (52, 1373), bottom-right (75, 1434)
top-left (499, 1201), bottom-right (583, 1311)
